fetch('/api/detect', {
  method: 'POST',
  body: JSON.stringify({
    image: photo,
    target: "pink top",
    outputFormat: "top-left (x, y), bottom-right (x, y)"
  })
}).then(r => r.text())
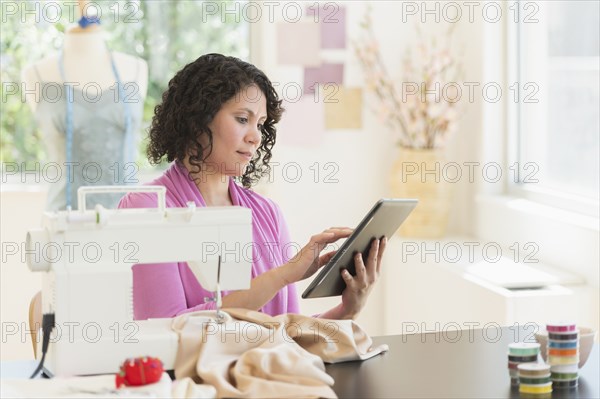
top-left (118, 161), bottom-right (299, 320)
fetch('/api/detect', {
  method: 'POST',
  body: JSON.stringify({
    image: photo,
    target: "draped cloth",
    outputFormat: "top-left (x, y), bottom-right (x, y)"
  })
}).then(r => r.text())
top-left (171, 308), bottom-right (389, 398)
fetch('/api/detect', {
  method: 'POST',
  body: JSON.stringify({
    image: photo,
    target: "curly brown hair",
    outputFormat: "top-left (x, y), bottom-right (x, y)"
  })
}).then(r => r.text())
top-left (147, 53), bottom-right (284, 188)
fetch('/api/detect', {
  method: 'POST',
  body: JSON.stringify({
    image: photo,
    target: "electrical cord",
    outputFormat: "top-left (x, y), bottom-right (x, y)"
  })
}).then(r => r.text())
top-left (30, 313), bottom-right (55, 379)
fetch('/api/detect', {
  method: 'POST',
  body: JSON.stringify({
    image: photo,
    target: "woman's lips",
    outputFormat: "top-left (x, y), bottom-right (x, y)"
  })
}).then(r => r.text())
top-left (237, 151), bottom-right (252, 160)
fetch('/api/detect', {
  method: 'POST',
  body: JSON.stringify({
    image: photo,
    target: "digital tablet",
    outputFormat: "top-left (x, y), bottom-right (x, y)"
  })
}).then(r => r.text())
top-left (301, 198), bottom-right (418, 299)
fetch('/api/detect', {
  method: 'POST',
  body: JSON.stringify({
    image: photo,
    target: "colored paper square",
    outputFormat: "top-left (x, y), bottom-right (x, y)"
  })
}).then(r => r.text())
top-left (276, 22), bottom-right (320, 66)
top-left (277, 97), bottom-right (325, 147)
top-left (306, 5), bottom-right (347, 49)
top-left (324, 86), bottom-right (363, 130)
top-left (303, 63), bottom-right (344, 96)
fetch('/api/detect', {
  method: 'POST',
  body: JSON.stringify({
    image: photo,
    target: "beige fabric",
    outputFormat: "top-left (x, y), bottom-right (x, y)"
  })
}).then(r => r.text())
top-left (171, 308), bottom-right (388, 398)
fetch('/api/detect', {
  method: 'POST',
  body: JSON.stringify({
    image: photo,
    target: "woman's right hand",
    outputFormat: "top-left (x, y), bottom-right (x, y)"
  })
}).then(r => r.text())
top-left (279, 227), bottom-right (353, 285)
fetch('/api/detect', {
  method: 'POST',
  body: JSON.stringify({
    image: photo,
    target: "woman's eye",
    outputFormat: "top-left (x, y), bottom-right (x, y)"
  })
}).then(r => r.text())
top-left (237, 117), bottom-right (248, 124)
top-left (257, 124), bottom-right (264, 130)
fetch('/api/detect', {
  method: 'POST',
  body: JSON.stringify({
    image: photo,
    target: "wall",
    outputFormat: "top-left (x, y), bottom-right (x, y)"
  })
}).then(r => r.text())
top-left (251, 1), bottom-right (482, 334)
top-left (1, 189), bottom-right (46, 360)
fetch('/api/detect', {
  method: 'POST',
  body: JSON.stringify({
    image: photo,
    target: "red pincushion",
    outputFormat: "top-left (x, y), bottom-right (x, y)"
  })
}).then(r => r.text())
top-left (115, 356), bottom-right (164, 388)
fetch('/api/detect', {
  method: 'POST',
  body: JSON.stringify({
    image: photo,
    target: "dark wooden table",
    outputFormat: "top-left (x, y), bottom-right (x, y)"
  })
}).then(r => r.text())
top-left (326, 327), bottom-right (599, 398)
top-left (3, 326), bottom-right (597, 398)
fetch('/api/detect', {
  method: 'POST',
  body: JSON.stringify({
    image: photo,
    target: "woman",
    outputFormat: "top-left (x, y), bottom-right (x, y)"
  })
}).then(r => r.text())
top-left (119, 53), bottom-right (387, 320)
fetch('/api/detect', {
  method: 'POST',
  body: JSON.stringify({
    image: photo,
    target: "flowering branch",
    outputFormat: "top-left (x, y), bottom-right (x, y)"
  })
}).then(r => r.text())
top-left (353, 7), bottom-right (463, 149)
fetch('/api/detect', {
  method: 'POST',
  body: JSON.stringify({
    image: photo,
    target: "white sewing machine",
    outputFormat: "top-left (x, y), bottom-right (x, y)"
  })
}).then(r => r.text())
top-left (26, 186), bottom-right (253, 377)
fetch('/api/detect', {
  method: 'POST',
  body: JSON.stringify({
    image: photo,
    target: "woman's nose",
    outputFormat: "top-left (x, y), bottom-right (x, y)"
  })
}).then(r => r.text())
top-left (247, 125), bottom-right (262, 145)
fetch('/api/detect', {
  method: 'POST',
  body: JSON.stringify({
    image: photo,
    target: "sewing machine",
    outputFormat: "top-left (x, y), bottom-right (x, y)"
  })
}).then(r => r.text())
top-left (26, 186), bottom-right (253, 377)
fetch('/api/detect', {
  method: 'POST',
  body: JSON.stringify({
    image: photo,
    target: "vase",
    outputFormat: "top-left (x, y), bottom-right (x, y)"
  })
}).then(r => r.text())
top-left (389, 147), bottom-right (453, 238)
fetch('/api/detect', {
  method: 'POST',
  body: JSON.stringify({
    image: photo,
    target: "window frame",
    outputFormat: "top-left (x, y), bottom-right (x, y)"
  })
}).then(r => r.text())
top-left (475, 0), bottom-right (598, 285)
top-left (506, 0), bottom-right (599, 218)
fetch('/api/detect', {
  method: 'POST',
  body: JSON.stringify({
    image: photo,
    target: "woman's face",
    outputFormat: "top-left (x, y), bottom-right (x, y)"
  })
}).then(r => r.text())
top-left (202, 85), bottom-right (267, 176)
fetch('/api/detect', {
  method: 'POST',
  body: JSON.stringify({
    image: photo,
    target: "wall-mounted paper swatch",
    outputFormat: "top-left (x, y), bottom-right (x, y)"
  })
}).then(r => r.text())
top-left (303, 63), bottom-right (344, 96)
top-left (277, 97), bottom-right (325, 147)
top-left (306, 5), bottom-right (346, 49)
top-left (324, 86), bottom-right (363, 130)
top-left (276, 22), bottom-right (320, 66)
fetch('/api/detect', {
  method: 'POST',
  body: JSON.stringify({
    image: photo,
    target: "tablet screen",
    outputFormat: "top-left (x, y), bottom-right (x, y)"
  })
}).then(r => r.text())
top-left (301, 198), bottom-right (418, 299)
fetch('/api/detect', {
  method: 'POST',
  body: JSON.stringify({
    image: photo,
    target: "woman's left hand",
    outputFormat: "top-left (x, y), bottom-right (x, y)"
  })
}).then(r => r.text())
top-left (339, 236), bottom-right (387, 319)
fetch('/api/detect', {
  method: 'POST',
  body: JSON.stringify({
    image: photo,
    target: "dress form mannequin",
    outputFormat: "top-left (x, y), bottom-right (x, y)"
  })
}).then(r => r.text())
top-left (22, 1), bottom-right (148, 211)
top-left (22, 26), bottom-right (148, 113)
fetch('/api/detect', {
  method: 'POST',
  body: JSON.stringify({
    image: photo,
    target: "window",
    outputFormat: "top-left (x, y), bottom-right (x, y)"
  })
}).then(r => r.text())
top-left (511, 0), bottom-right (599, 215)
top-left (1, 0), bottom-right (249, 173)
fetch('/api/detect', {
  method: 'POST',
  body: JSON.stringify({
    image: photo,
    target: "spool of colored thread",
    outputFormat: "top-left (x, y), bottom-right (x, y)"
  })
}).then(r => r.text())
top-left (518, 363), bottom-right (551, 378)
top-left (508, 342), bottom-right (541, 357)
top-left (548, 332), bottom-right (578, 341)
top-left (520, 376), bottom-right (551, 384)
top-left (550, 363), bottom-right (578, 374)
top-left (509, 354), bottom-right (539, 363)
top-left (551, 372), bottom-right (578, 380)
top-left (519, 382), bottom-right (553, 394)
top-left (548, 348), bottom-right (579, 357)
top-left (548, 340), bottom-right (578, 349)
top-left (546, 322), bottom-right (577, 333)
top-left (553, 379), bottom-right (578, 389)
top-left (548, 355), bottom-right (580, 365)
top-left (508, 361), bottom-right (520, 370)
